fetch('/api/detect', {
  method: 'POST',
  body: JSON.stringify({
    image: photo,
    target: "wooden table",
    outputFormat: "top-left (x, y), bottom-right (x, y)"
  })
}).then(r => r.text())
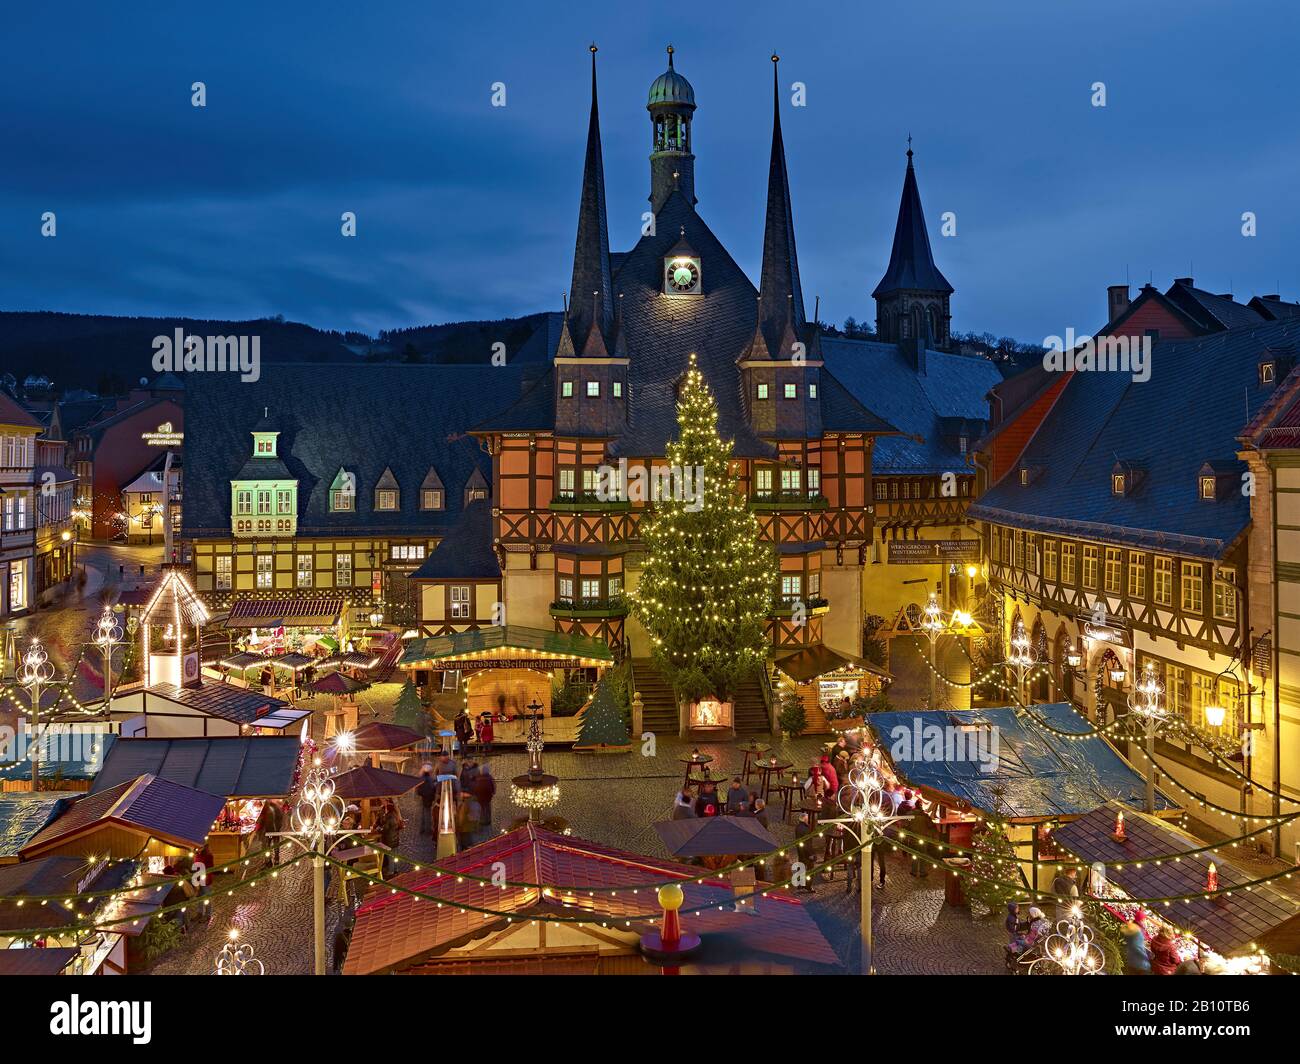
top-left (772, 779), bottom-right (801, 822)
top-left (752, 758), bottom-right (792, 801)
top-left (736, 741), bottom-right (771, 783)
top-left (680, 753), bottom-right (714, 786)
top-left (801, 797), bottom-right (830, 831)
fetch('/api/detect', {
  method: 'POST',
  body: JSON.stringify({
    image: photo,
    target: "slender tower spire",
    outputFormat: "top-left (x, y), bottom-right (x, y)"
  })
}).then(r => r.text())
top-left (758, 54), bottom-right (806, 355)
top-left (568, 44), bottom-right (613, 348)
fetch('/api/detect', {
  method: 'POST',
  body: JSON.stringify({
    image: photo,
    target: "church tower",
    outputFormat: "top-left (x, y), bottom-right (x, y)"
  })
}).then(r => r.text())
top-left (647, 45), bottom-right (696, 214)
top-left (555, 46), bottom-right (628, 439)
top-left (873, 146), bottom-right (953, 350)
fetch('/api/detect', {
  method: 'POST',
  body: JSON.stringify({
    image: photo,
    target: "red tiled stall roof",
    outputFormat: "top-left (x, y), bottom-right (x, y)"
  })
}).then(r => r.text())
top-left (223, 595), bottom-right (346, 629)
top-left (343, 823), bottom-right (840, 975)
top-left (1053, 804), bottom-right (1300, 956)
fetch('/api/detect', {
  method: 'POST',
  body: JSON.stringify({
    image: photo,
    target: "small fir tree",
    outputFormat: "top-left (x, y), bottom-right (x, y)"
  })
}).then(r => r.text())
top-left (630, 355), bottom-right (778, 701)
top-left (392, 678), bottom-right (431, 736)
top-left (574, 677), bottom-right (631, 750)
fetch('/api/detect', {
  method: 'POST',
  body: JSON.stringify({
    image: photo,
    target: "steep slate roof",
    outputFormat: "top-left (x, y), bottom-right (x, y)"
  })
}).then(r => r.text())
top-left (867, 703), bottom-right (1176, 821)
top-left (872, 150), bottom-right (953, 297)
top-left (823, 337), bottom-right (999, 473)
top-left (344, 823), bottom-right (839, 974)
top-left (22, 774), bottom-right (225, 855)
top-left (0, 391), bottom-right (42, 429)
top-left (89, 736), bottom-right (302, 798)
top-left (183, 363), bottom-right (529, 537)
top-left (970, 319), bottom-right (1300, 556)
top-left (410, 499), bottom-right (500, 580)
top-left (1165, 281), bottom-right (1265, 332)
top-left (1054, 804), bottom-right (1300, 956)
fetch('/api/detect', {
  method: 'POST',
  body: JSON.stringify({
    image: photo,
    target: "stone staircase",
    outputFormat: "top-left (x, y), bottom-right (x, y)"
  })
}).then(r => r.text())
top-left (631, 659), bottom-right (772, 736)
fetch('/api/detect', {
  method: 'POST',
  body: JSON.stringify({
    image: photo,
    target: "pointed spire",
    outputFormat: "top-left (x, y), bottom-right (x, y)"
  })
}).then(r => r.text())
top-left (739, 296), bottom-right (773, 363)
top-left (758, 53), bottom-right (806, 348)
top-left (873, 142), bottom-right (953, 298)
top-left (568, 44), bottom-right (613, 348)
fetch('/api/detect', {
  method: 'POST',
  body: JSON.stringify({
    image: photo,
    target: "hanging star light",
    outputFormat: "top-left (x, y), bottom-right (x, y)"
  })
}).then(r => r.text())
top-left (215, 928), bottom-right (265, 975)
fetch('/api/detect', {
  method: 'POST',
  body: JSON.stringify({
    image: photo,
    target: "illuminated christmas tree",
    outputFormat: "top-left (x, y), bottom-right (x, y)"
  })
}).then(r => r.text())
top-left (631, 354), bottom-right (777, 701)
top-left (392, 678), bottom-right (431, 736)
top-left (573, 677), bottom-right (631, 751)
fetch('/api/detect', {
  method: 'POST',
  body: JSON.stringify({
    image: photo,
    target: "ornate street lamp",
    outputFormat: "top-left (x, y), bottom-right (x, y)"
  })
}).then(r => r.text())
top-left (919, 592), bottom-right (946, 709)
top-left (268, 758), bottom-right (357, 975)
top-left (92, 606), bottom-right (124, 713)
top-left (215, 928), bottom-right (265, 975)
top-left (17, 639), bottom-right (56, 790)
top-left (1028, 906), bottom-right (1104, 975)
top-left (1130, 661), bottom-right (1166, 814)
top-left (822, 758), bottom-right (909, 974)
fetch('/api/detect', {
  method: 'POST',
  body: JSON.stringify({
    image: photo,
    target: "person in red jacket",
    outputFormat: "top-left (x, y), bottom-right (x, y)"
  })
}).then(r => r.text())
top-left (1149, 929), bottom-right (1180, 975)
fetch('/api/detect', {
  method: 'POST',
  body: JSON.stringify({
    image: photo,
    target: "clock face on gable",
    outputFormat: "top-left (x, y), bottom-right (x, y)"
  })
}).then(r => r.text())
top-left (664, 256), bottom-right (701, 295)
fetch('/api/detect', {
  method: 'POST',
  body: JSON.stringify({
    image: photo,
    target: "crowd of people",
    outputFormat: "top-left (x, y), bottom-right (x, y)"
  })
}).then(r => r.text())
top-left (416, 754), bottom-right (497, 850)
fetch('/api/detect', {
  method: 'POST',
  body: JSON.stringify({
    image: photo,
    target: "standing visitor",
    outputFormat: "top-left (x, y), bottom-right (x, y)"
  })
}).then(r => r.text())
top-left (416, 763), bottom-right (437, 837)
top-left (471, 763), bottom-right (496, 830)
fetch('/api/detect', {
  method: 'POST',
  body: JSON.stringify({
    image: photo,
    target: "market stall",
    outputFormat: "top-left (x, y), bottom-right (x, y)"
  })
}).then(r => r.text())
top-left (1053, 803), bottom-right (1300, 973)
top-left (773, 645), bottom-right (892, 735)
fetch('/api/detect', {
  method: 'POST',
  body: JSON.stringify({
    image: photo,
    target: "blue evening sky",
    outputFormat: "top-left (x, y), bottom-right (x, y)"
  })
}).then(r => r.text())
top-left (2, 0), bottom-right (1297, 342)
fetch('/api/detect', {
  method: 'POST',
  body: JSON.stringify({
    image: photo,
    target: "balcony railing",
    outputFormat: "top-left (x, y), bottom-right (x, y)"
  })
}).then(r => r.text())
top-left (750, 492), bottom-right (829, 511)
top-left (549, 596), bottom-right (628, 618)
top-left (550, 492), bottom-right (631, 512)
top-left (769, 596), bottom-right (830, 617)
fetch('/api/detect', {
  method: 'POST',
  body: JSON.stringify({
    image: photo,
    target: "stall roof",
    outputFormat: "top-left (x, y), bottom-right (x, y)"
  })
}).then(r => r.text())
top-left (0, 794), bottom-right (70, 860)
top-left (0, 858), bottom-right (141, 932)
top-left (867, 704), bottom-right (1178, 821)
top-left (774, 644), bottom-right (891, 684)
top-left (90, 736), bottom-right (303, 799)
top-left (136, 683), bottom-right (311, 730)
top-left (1054, 804), bottom-right (1300, 957)
top-left (21, 774), bottom-right (226, 857)
top-left (223, 595), bottom-right (345, 629)
top-left (0, 947), bottom-right (79, 975)
top-left (344, 823), bottom-right (839, 975)
top-left (399, 625), bottom-right (614, 667)
top-left (0, 733), bottom-right (115, 785)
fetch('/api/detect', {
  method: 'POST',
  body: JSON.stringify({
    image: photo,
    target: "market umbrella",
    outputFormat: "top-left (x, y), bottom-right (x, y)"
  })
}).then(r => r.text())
top-left (653, 815), bottom-right (778, 861)
top-left (331, 765), bottom-right (424, 801)
top-left (350, 721), bottom-right (425, 753)
top-left (307, 671), bottom-right (371, 697)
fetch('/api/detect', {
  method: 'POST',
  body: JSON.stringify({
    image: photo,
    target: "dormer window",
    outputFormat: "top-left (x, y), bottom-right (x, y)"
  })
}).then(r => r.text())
top-left (376, 490), bottom-right (397, 510)
top-left (1111, 460), bottom-right (1143, 497)
top-left (1019, 467), bottom-right (1029, 486)
top-left (1260, 360), bottom-right (1276, 386)
top-left (1112, 473), bottom-right (1126, 496)
top-left (422, 489), bottom-right (443, 510)
top-left (1200, 476), bottom-right (1216, 500)
top-left (959, 436), bottom-right (968, 455)
top-left (373, 467), bottom-right (400, 512)
top-left (329, 468), bottom-right (355, 512)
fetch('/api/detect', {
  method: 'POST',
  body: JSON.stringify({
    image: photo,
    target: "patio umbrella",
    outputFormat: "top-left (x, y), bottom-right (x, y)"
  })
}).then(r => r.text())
top-left (307, 671), bottom-right (371, 697)
top-left (653, 815), bottom-right (778, 860)
top-left (350, 721), bottom-right (425, 753)
top-left (331, 765), bottom-right (424, 801)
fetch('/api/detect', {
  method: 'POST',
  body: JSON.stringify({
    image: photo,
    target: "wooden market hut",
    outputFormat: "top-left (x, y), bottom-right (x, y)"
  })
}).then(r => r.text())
top-left (19, 773), bottom-right (225, 863)
top-left (1054, 803), bottom-right (1300, 963)
top-left (342, 823), bottom-right (840, 975)
top-left (87, 736), bottom-right (304, 864)
top-left (866, 703), bottom-right (1180, 892)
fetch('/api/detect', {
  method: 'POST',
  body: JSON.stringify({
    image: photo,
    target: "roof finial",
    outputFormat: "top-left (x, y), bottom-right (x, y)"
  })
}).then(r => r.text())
top-left (667, 43), bottom-right (674, 69)
top-left (907, 133), bottom-right (913, 163)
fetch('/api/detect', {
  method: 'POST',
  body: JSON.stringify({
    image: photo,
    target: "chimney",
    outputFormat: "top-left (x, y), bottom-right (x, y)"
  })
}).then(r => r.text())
top-left (1107, 284), bottom-right (1130, 324)
top-left (1174, 276), bottom-right (1194, 288)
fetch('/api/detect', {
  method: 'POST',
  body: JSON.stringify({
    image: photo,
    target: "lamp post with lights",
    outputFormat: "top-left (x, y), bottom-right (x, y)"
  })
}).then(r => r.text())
top-left (92, 606), bottom-right (124, 714)
top-left (1130, 661), bottom-right (1166, 814)
top-left (17, 639), bottom-right (56, 790)
top-left (822, 758), bottom-right (909, 974)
